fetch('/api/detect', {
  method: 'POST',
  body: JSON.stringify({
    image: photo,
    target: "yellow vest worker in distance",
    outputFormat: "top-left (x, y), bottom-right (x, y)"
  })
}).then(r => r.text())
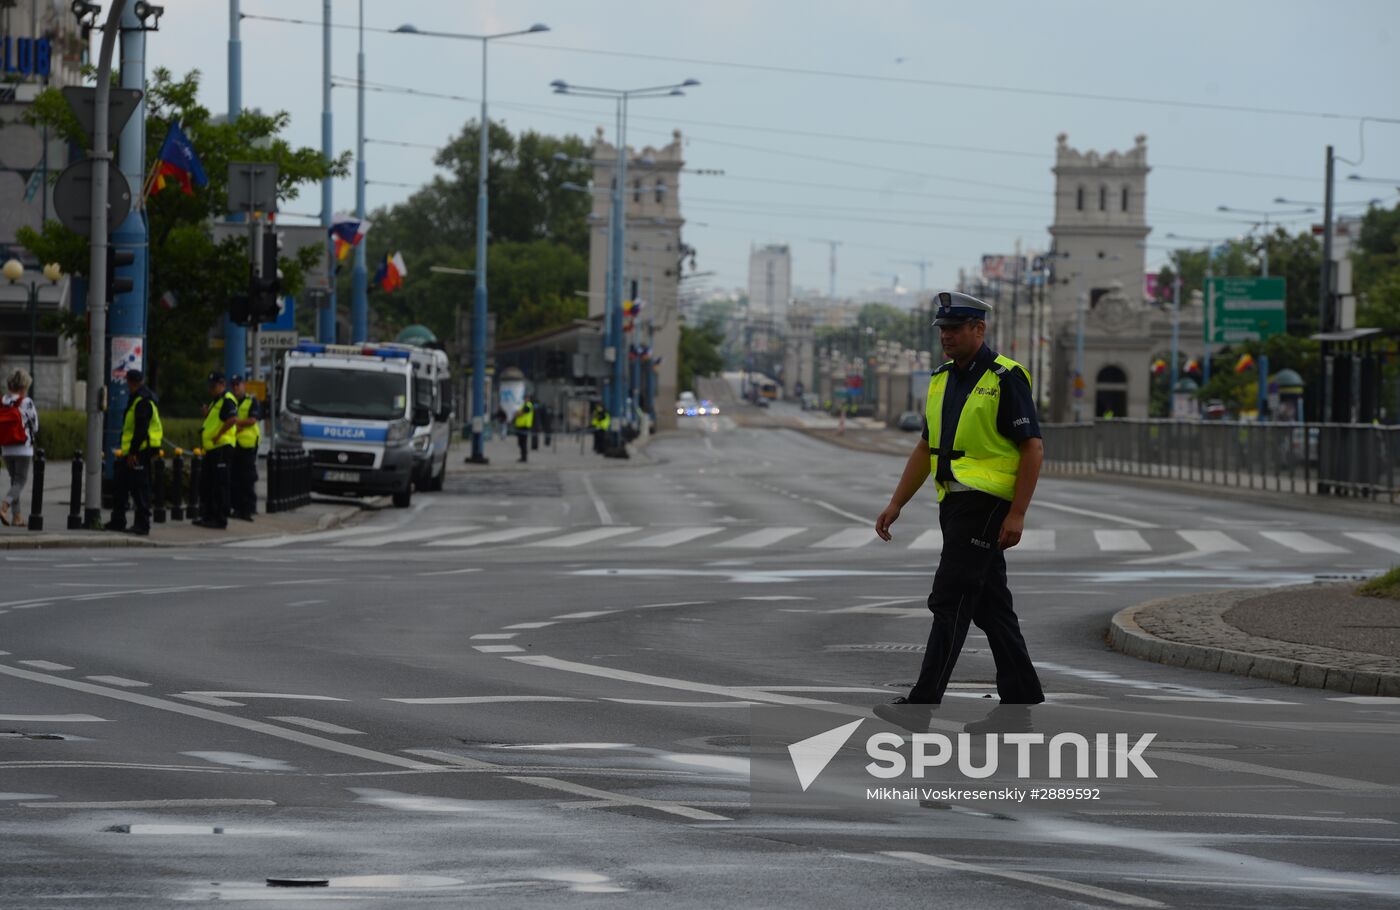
top-left (872, 291), bottom-right (1046, 733)
top-left (590, 402), bottom-right (609, 455)
top-left (229, 374), bottom-right (262, 523)
top-left (194, 371), bottom-right (239, 529)
top-left (513, 398), bottom-right (535, 463)
top-left (104, 369), bottom-right (163, 536)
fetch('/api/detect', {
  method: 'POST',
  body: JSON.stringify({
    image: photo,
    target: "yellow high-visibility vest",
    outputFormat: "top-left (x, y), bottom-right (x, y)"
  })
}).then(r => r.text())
top-left (120, 394), bottom-right (163, 453)
top-left (235, 395), bottom-right (261, 449)
top-left (513, 402), bottom-right (534, 430)
top-left (201, 392), bottom-right (238, 450)
top-left (925, 354), bottom-right (1030, 503)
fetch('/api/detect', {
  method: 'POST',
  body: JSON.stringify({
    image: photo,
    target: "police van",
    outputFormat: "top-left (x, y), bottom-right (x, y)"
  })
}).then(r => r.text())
top-left (276, 342), bottom-right (453, 507)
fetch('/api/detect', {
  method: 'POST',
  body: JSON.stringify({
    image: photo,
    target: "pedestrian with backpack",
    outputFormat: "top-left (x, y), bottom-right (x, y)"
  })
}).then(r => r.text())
top-left (0, 368), bottom-right (39, 528)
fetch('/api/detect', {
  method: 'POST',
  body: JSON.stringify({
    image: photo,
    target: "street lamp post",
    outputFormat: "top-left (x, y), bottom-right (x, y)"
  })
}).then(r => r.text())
top-left (395, 21), bottom-right (550, 464)
top-left (1215, 204), bottom-right (1315, 277)
top-left (3, 259), bottom-right (62, 392)
top-left (552, 78), bottom-right (698, 455)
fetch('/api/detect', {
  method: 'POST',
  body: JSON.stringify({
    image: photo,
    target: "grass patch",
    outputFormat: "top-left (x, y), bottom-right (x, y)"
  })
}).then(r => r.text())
top-left (1357, 567), bottom-right (1400, 601)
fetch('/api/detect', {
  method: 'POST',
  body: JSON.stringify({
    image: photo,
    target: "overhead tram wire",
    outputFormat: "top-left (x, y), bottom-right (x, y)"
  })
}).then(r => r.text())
top-left (242, 11), bottom-right (1398, 124)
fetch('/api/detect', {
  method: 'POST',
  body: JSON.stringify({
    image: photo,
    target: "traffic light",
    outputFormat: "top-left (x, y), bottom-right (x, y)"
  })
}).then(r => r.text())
top-left (105, 246), bottom-right (135, 303)
top-left (229, 293), bottom-right (251, 326)
top-left (249, 230), bottom-right (282, 323)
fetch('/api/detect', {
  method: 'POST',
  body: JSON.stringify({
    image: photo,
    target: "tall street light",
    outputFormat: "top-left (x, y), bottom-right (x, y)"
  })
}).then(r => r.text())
top-left (1215, 204), bottom-right (1314, 276)
top-left (551, 78), bottom-right (698, 454)
top-left (395, 21), bottom-right (550, 464)
top-left (2, 259), bottom-right (62, 390)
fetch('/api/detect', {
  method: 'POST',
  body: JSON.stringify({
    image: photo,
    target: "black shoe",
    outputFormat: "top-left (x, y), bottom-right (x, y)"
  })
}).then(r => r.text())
top-left (964, 705), bottom-right (1034, 735)
top-left (102, 520), bottom-right (127, 532)
top-left (126, 526), bottom-right (150, 537)
top-left (232, 512), bottom-right (255, 522)
top-left (873, 696), bottom-right (934, 734)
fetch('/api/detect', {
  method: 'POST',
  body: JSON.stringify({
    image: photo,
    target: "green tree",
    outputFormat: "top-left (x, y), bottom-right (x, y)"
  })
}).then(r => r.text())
top-left (678, 320), bottom-right (724, 393)
top-left (18, 68), bottom-right (348, 415)
top-left (1156, 228), bottom-right (1321, 335)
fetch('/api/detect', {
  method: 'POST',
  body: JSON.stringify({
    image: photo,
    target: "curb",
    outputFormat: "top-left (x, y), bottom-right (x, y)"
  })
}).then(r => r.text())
top-left (1107, 585), bottom-right (1400, 697)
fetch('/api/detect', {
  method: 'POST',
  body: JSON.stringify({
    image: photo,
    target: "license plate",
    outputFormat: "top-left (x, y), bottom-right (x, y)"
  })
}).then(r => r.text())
top-left (323, 470), bottom-right (360, 483)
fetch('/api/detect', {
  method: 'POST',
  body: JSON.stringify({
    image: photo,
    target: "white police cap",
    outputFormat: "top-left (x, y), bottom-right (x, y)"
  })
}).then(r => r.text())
top-left (932, 291), bottom-right (993, 326)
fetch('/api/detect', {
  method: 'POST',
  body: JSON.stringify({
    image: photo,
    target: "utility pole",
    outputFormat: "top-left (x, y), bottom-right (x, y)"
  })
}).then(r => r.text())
top-left (812, 238), bottom-right (841, 299)
top-left (83, 0), bottom-right (128, 527)
top-left (1170, 275), bottom-right (1181, 415)
top-left (350, 0), bottom-right (368, 343)
top-left (1319, 145), bottom-right (1335, 423)
top-left (224, 0), bottom-right (246, 380)
top-left (319, 0), bottom-right (335, 343)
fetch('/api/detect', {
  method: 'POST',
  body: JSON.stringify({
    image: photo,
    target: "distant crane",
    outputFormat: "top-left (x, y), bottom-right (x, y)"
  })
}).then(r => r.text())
top-left (892, 258), bottom-right (932, 293)
top-left (810, 238), bottom-right (843, 299)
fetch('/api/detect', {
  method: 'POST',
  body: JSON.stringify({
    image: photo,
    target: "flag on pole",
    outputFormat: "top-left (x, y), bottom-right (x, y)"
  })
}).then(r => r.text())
top-left (149, 121), bottom-right (208, 195)
top-left (1234, 353), bottom-right (1256, 374)
top-left (1183, 358), bottom-right (1200, 375)
top-left (1151, 358), bottom-right (1167, 375)
top-left (374, 251), bottom-right (407, 292)
top-left (329, 214), bottom-right (371, 261)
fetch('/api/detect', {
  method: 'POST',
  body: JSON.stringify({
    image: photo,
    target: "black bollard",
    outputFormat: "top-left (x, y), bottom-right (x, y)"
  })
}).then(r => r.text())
top-left (266, 449), bottom-right (280, 514)
top-left (27, 449), bottom-right (45, 532)
top-left (300, 451), bottom-right (311, 507)
top-left (169, 450), bottom-right (184, 521)
top-left (152, 454), bottom-right (167, 524)
top-left (187, 452), bottom-right (202, 520)
top-left (66, 452), bottom-right (83, 530)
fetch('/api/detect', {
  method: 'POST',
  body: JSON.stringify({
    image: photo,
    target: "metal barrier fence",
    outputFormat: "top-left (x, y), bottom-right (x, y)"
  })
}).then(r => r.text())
top-left (266, 449), bottom-right (312, 513)
top-left (1042, 420), bottom-right (1400, 503)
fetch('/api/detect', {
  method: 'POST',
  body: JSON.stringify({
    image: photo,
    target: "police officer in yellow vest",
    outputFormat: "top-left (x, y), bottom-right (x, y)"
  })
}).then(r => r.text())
top-left (104, 369), bottom-right (163, 536)
top-left (590, 401), bottom-right (609, 454)
top-left (873, 291), bottom-right (1046, 732)
top-left (194, 370), bottom-right (239, 529)
top-left (513, 396), bottom-right (535, 463)
top-left (229, 374), bottom-right (261, 522)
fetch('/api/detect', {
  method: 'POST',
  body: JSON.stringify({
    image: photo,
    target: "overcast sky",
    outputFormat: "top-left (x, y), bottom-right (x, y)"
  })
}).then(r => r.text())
top-left (151, 0), bottom-right (1400, 301)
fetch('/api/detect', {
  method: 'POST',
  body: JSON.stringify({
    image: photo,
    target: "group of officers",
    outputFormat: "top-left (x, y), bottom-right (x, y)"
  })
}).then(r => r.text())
top-left (105, 369), bottom-right (261, 535)
top-left (503, 396), bottom-right (613, 464)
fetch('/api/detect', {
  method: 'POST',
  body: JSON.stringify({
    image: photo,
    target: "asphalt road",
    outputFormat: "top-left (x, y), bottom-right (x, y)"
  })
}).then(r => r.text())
top-left (3, 413), bottom-right (1399, 907)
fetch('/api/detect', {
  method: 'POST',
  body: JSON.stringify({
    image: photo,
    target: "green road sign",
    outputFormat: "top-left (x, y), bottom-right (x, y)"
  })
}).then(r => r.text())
top-left (1206, 276), bottom-right (1286, 344)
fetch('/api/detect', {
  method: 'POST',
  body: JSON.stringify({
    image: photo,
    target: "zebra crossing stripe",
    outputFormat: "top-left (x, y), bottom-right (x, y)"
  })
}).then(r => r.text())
top-left (624, 527), bottom-right (724, 548)
top-left (1017, 529), bottom-right (1056, 551)
top-left (427, 527), bottom-right (560, 547)
top-left (528, 527), bottom-right (641, 548)
top-left (333, 525), bottom-right (480, 547)
top-left (1178, 530), bottom-right (1249, 553)
top-left (907, 530), bottom-right (941, 550)
top-left (1094, 530), bottom-right (1150, 551)
top-left (718, 527), bottom-right (806, 548)
top-left (1259, 531), bottom-right (1347, 554)
top-left (226, 526), bottom-right (387, 549)
top-left (811, 527), bottom-right (876, 549)
top-left (1345, 531), bottom-right (1400, 555)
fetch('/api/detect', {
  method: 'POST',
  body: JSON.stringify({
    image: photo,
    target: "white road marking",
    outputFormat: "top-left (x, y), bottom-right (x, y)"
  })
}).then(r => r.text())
top-left (401, 750), bottom-right (499, 769)
top-left (18, 661), bottom-right (73, 671)
top-left (580, 473), bottom-right (613, 526)
top-left (506, 655), bottom-right (828, 705)
top-left (0, 666), bottom-right (445, 770)
top-left (268, 716), bottom-right (365, 735)
top-left (225, 526), bottom-right (387, 548)
top-left (907, 529), bottom-right (942, 550)
top-left (1178, 529), bottom-right (1249, 553)
top-left (24, 799), bottom-right (276, 809)
top-left (739, 595), bottom-right (813, 601)
top-left (554, 610), bottom-right (617, 620)
top-left (474, 645), bottom-right (525, 653)
top-left (603, 699), bottom-right (755, 707)
top-left (387, 695), bottom-right (588, 705)
top-left (810, 499), bottom-right (871, 524)
top-left (827, 597), bottom-right (926, 614)
top-left (1152, 749), bottom-right (1394, 791)
top-left (333, 525), bottom-right (479, 547)
top-left (811, 527), bottom-right (876, 549)
top-left (184, 692), bottom-right (347, 702)
top-left (624, 527), bottom-right (724, 548)
top-left (1094, 530), bottom-right (1151, 552)
top-left (416, 567), bottom-right (485, 576)
top-left (507, 775), bottom-right (729, 821)
top-left (84, 675), bottom-right (150, 688)
top-left (1345, 531), bottom-right (1400, 555)
top-left (1079, 810), bottom-right (1395, 825)
top-left (1258, 531), bottom-right (1348, 554)
top-left (268, 578), bottom-right (336, 586)
top-left (183, 751), bottom-right (298, 772)
top-left (1034, 500), bottom-right (1158, 528)
top-left (428, 527), bottom-right (559, 547)
top-left (0, 714), bottom-right (106, 722)
top-left (529, 527), bottom-right (640, 548)
top-left (173, 693), bottom-right (245, 707)
top-left (720, 527), bottom-right (806, 549)
top-left (503, 621), bottom-right (557, 630)
top-left (470, 633), bottom-right (518, 640)
top-left (755, 686), bottom-right (894, 693)
top-left (1017, 529), bottom-right (1056, 551)
top-left (1328, 696), bottom-right (1400, 705)
top-left (883, 851), bottom-right (1165, 908)
top-left (286, 600), bottom-right (328, 607)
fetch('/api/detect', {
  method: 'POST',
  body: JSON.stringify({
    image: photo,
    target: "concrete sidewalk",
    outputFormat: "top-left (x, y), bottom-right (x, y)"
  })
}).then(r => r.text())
top-left (0, 452), bottom-right (363, 549)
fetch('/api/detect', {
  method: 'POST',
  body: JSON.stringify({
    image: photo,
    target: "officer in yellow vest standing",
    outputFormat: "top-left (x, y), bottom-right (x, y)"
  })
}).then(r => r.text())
top-left (229, 374), bottom-right (261, 522)
top-left (194, 370), bottom-right (239, 529)
top-left (590, 401), bottom-right (609, 455)
top-left (873, 291), bottom-right (1045, 732)
top-left (104, 369), bottom-right (162, 536)
top-left (513, 395), bottom-right (535, 463)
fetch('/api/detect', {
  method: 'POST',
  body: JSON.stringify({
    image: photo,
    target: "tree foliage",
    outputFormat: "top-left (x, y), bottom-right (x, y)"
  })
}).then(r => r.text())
top-left (678, 320), bottom-right (725, 393)
top-left (18, 68), bottom-right (348, 415)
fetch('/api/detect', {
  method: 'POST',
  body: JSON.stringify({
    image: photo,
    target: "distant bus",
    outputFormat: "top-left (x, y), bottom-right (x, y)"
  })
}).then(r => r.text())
top-left (759, 382), bottom-right (778, 400)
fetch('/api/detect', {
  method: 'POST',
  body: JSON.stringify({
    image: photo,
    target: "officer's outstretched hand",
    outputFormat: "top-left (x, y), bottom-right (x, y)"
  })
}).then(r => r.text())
top-left (998, 512), bottom-right (1025, 549)
top-left (875, 502), bottom-right (901, 542)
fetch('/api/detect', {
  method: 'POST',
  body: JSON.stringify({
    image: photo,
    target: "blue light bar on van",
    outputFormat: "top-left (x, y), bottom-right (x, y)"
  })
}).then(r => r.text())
top-left (374, 348), bottom-right (411, 359)
top-left (294, 342), bottom-right (327, 354)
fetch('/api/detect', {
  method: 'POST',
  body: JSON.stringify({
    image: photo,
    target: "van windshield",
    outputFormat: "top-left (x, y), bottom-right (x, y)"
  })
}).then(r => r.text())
top-left (285, 367), bottom-right (408, 420)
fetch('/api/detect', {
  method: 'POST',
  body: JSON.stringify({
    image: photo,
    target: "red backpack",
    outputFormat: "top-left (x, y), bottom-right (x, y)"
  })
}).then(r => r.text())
top-left (0, 400), bottom-right (28, 447)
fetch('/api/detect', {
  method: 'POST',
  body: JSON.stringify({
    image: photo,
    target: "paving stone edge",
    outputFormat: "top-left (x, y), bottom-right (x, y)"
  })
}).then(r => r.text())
top-left (1107, 583), bottom-right (1400, 697)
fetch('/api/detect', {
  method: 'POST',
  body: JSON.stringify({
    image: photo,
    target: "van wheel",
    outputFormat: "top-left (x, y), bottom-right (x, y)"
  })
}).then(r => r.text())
top-left (392, 486), bottom-right (412, 508)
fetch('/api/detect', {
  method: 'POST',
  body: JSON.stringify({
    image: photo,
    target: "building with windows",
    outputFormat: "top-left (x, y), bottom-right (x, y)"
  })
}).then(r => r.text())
top-left (1, 0), bottom-right (87, 409)
top-left (747, 243), bottom-right (791, 323)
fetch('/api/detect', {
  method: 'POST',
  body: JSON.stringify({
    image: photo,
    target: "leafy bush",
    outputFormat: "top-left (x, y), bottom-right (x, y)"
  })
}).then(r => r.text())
top-left (1358, 567), bottom-right (1400, 601)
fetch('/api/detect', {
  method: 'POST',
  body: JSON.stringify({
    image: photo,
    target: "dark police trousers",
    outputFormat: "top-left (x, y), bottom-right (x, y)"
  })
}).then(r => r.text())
top-left (110, 451), bottom-right (153, 530)
top-left (231, 445), bottom-right (258, 515)
top-left (200, 447), bottom-right (231, 527)
top-left (909, 489), bottom-right (1044, 705)
top-left (517, 429), bottom-right (529, 462)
